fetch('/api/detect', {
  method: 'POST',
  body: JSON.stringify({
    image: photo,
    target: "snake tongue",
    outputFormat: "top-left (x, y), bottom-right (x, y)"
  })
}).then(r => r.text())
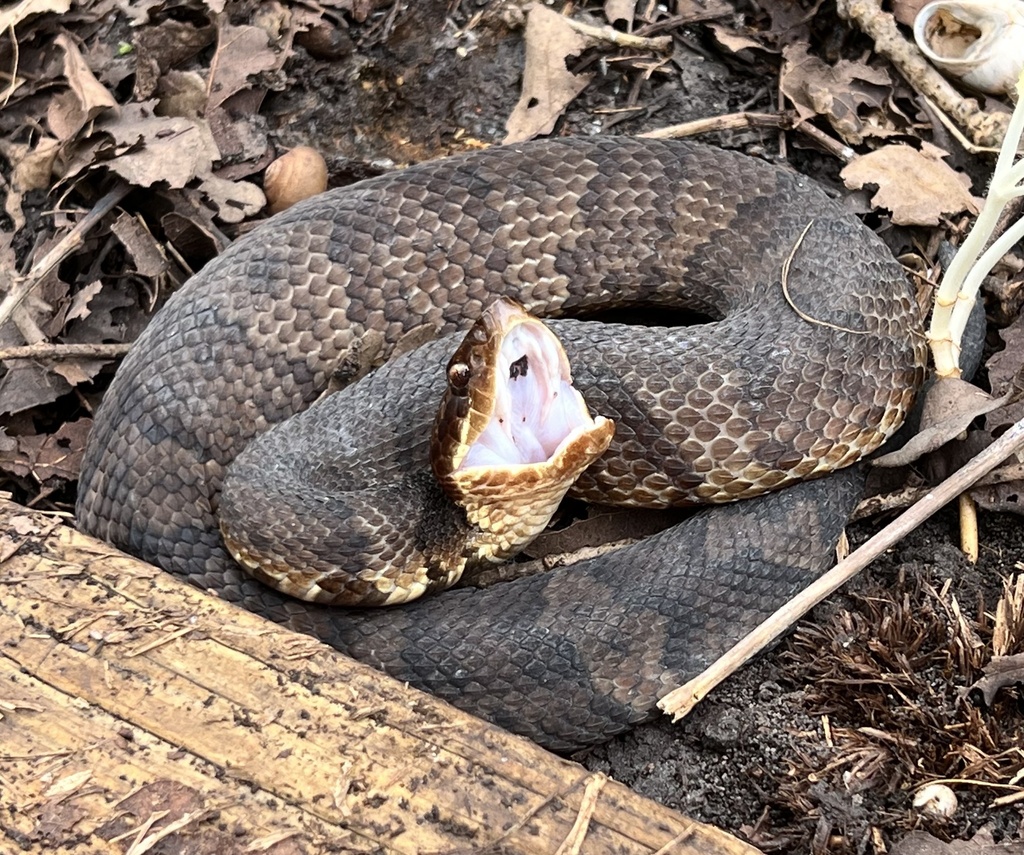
top-left (432, 298), bottom-right (615, 567)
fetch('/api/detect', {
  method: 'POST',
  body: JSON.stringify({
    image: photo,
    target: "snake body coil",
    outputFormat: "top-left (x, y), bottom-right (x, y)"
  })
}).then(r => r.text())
top-left (77, 138), bottom-right (926, 750)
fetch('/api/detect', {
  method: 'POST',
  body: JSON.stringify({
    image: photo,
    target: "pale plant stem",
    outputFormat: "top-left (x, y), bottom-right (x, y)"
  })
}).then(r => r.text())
top-left (943, 210), bottom-right (1024, 371)
top-left (929, 71), bottom-right (1024, 377)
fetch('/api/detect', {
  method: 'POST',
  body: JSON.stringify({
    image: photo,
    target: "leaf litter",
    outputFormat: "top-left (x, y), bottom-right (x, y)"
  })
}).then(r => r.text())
top-left (1, 0), bottom-right (1024, 851)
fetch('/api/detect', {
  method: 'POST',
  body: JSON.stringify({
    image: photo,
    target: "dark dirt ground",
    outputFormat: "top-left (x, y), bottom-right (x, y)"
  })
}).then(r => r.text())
top-left (3, 1), bottom-right (1024, 852)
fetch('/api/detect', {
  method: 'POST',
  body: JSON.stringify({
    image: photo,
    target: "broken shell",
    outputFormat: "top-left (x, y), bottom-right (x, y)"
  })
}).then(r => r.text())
top-left (914, 1), bottom-right (1024, 96)
top-left (264, 146), bottom-right (329, 215)
top-left (912, 783), bottom-right (958, 820)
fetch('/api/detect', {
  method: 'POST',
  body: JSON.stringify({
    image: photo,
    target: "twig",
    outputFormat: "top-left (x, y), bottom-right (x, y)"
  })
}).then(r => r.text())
top-left (553, 773), bottom-right (606, 855)
top-left (651, 827), bottom-right (696, 855)
top-left (658, 414), bottom-right (1024, 720)
top-left (958, 493), bottom-right (979, 563)
top-left (0, 342), bottom-right (131, 361)
top-left (920, 94), bottom-right (1002, 156)
top-left (562, 17), bottom-right (672, 53)
top-left (0, 182), bottom-right (131, 330)
top-left (641, 111), bottom-right (856, 162)
top-left (835, 0), bottom-right (1010, 148)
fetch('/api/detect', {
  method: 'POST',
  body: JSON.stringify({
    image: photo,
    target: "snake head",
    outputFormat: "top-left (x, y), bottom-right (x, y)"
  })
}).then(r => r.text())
top-left (431, 297), bottom-right (615, 564)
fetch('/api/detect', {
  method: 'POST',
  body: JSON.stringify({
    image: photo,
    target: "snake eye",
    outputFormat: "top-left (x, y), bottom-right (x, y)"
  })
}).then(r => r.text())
top-left (448, 361), bottom-right (471, 390)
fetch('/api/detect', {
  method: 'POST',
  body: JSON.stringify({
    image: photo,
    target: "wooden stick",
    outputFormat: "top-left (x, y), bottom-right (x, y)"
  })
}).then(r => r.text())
top-left (640, 111), bottom-right (856, 162)
top-left (658, 414), bottom-right (1024, 720)
top-left (835, 0), bottom-right (1009, 148)
top-left (0, 183), bottom-right (131, 330)
top-left (0, 342), bottom-right (131, 361)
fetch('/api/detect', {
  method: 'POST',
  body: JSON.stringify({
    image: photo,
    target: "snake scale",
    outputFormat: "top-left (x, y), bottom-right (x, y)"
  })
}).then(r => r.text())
top-left (76, 137), bottom-right (926, 751)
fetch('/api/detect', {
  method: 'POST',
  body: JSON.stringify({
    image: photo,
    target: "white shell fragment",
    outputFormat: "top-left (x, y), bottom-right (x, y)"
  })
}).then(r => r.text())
top-left (914, 1), bottom-right (1024, 96)
top-left (912, 783), bottom-right (959, 820)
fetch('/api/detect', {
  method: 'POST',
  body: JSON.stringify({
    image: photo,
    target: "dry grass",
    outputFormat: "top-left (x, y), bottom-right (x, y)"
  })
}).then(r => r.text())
top-left (767, 567), bottom-right (1024, 853)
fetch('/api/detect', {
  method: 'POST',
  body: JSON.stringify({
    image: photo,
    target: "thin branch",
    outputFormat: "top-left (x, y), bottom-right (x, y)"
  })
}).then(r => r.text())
top-left (641, 111), bottom-right (856, 162)
top-left (0, 342), bottom-right (131, 361)
top-left (0, 182), bottom-right (131, 330)
top-left (835, 0), bottom-right (1010, 148)
top-left (658, 414), bottom-right (1024, 720)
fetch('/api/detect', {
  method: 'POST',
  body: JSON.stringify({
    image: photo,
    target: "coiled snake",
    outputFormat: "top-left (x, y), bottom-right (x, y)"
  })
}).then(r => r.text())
top-left (76, 137), bottom-right (926, 751)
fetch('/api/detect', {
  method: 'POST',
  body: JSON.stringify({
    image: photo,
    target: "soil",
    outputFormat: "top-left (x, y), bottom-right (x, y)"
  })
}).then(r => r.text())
top-left (4, 1), bottom-right (1023, 852)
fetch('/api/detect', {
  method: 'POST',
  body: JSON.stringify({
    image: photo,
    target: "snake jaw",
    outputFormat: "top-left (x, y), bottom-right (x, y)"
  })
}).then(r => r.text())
top-left (432, 298), bottom-right (615, 565)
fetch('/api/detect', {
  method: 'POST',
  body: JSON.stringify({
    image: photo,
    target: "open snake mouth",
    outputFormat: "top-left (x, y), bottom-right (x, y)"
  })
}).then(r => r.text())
top-left (458, 313), bottom-right (599, 470)
top-left (431, 298), bottom-right (614, 560)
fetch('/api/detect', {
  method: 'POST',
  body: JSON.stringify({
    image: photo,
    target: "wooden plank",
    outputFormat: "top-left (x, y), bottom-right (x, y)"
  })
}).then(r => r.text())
top-left (0, 499), bottom-right (759, 855)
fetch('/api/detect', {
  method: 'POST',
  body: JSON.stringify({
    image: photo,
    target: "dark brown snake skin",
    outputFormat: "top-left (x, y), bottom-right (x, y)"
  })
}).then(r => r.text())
top-left (76, 138), bottom-right (927, 751)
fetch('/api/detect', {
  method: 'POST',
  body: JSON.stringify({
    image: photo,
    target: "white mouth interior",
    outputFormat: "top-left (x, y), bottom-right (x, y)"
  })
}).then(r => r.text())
top-left (458, 323), bottom-right (594, 469)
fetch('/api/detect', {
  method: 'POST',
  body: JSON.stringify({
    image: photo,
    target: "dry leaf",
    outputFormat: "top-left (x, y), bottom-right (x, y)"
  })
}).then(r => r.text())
top-left (199, 175), bottom-right (266, 223)
top-left (604, 0), bottom-right (634, 28)
top-left (53, 33), bottom-right (118, 133)
top-left (206, 23), bottom-right (278, 111)
top-left (99, 102), bottom-right (220, 189)
top-left (781, 43), bottom-right (895, 144)
top-left (984, 312), bottom-right (1024, 435)
top-left (64, 280), bottom-right (103, 323)
top-left (504, 4), bottom-right (595, 144)
top-left (873, 377), bottom-right (1010, 467)
top-left (0, 419), bottom-right (92, 481)
top-left (709, 24), bottom-right (764, 54)
top-left (4, 137), bottom-right (59, 230)
top-left (0, 363), bottom-right (72, 416)
top-left (133, 18), bottom-right (216, 100)
top-left (0, 0), bottom-right (71, 30)
top-left (841, 143), bottom-right (980, 226)
top-left (110, 213), bottom-right (169, 279)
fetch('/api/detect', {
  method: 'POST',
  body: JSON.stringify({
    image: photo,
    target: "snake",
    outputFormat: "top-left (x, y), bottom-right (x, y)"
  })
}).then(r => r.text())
top-left (76, 137), bottom-right (927, 751)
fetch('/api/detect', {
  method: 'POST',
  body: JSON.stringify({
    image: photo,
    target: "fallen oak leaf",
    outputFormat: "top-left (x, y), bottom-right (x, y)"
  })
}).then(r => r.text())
top-left (841, 142), bottom-right (980, 226)
top-left (781, 42), bottom-right (896, 144)
top-left (64, 280), bottom-right (104, 324)
top-left (0, 419), bottom-right (92, 484)
top-left (0, 362), bottom-right (71, 416)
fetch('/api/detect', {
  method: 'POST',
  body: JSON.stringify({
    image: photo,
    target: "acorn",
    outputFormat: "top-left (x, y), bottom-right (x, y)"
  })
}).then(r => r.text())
top-left (264, 146), bottom-right (329, 214)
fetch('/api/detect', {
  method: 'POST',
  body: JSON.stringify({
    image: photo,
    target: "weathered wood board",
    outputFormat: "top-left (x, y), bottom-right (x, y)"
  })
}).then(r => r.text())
top-left (0, 499), bottom-right (759, 854)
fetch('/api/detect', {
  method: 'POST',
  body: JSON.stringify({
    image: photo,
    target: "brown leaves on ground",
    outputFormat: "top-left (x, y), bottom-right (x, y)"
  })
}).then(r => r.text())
top-left (0, 0), bottom-right (342, 503)
top-left (504, 5), bottom-right (596, 144)
top-left (781, 43), bottom-right (898, 146)
top-left (841, 143), bottom-right (981, 226)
